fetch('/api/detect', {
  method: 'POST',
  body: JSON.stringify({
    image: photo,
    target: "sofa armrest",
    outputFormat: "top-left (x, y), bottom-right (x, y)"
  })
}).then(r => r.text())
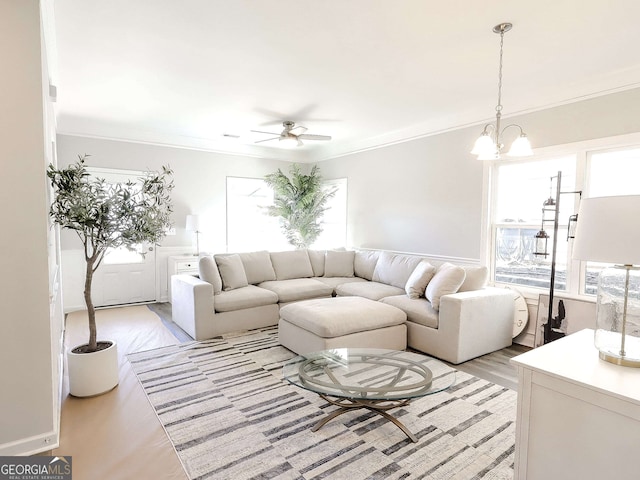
top-left (171, 274), bottom-right (214, 340)
top-left (437, 287), bottom-right (514, 363)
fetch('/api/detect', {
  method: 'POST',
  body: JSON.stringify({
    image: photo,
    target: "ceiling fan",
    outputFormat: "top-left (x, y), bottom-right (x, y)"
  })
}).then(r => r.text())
top-left (251, 121), bottom-right (331, 147)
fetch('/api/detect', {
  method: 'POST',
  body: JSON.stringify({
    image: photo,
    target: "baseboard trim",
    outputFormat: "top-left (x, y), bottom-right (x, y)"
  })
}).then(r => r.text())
top-left (0, 430), bottom-right (59, 456)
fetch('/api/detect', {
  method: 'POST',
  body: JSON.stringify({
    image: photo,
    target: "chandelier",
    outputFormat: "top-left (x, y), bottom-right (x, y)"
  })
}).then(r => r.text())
top-left (471, 23), bottom-right (533, 160)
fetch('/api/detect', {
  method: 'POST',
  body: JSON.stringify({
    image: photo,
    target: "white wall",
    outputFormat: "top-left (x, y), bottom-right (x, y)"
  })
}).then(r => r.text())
top-left (318, 128), bottom-right (484, 260)
top-left (317, 87), bottom-right (640, 261)
top-left (0, 0), bottom-right (60, 455)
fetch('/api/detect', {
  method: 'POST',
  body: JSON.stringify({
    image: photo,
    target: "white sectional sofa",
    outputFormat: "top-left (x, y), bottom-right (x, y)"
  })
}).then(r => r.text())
top-left (171, 248), bottom-right (514, 364)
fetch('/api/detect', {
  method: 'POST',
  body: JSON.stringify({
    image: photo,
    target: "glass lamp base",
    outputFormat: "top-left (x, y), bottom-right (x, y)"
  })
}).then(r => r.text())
top-left (594, 265), bottom-right (640, 368)
top-left (599, 351), bottom-right (640, 367)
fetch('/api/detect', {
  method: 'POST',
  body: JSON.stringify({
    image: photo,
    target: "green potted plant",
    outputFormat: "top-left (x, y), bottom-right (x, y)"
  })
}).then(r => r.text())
top-left (47, 155), bottom-right (174, 397)
top-left (264, 164), bottom-right (336, 249)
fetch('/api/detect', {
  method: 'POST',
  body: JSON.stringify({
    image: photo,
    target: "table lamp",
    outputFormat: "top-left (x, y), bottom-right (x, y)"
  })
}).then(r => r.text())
top-left (572, 195), bottom-right (640, 367)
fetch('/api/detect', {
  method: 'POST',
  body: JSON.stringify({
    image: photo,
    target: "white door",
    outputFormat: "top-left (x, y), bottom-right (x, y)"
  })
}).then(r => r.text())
top-left (91, 243), bottom-right (156, 307)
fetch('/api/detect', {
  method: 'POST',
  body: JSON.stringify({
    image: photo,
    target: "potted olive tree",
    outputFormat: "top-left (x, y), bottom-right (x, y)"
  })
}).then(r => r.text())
top-left (48, 155), bottom-right (174, 397)
top-left (264, 164), bottom-right (336, 249)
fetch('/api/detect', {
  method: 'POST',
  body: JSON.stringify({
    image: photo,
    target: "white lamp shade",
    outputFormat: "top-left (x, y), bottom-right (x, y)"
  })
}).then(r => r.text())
top-left (185, 214), bottom-right (200, 232)
top-left (279, 136), bottom-right (301, 148)
top-left (506, 134), bottom-right (533, 157)
top-left (470, 133), bottom-right (496, 156)
top-left (572, 195), bottom-right (640, 265)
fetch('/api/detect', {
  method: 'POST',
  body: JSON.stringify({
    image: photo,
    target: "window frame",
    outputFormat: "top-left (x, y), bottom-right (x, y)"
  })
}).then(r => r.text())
top-left (225, 175), bottom-right (348, 253)
top-left (483, 132), bottom-right (640, 300)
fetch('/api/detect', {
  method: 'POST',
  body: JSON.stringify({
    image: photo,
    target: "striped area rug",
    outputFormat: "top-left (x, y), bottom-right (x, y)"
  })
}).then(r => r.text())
top-left (128, 327), bottom-right (517, 479)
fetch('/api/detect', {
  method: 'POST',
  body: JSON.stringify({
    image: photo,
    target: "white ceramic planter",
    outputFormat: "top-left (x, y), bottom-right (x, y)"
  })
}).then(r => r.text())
top-left (67, 341), bottom-right (119, 397)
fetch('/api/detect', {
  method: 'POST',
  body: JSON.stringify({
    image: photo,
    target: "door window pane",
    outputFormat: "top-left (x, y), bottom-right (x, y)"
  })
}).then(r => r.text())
top-left (85, 167), bottom-right (147, 265)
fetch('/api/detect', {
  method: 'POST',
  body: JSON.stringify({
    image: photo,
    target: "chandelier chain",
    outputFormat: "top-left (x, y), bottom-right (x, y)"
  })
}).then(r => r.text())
top-left (496, 29), bottom-right (505, 114)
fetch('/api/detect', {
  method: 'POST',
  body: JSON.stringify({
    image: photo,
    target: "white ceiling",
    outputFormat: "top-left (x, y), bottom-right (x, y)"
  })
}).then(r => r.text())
top-left (52, 0), bottom-right (640, 162)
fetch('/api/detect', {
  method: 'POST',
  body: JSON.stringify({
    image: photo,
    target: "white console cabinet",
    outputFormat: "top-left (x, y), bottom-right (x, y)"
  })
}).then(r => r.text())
top-left (167, 255), bottom-right (199, 301)
top-left (511, 329), bottom-right (640, 479)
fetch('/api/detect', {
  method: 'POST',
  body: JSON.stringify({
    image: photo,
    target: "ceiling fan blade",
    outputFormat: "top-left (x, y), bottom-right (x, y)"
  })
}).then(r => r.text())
top-left (297, 134), bottom-right (332, 141)
top-left (290, 126), bottom-right (308, 135)
top-left (254, 137), bottom-right (280, 144)
top-left (251, 130), bottom-right (281, 136)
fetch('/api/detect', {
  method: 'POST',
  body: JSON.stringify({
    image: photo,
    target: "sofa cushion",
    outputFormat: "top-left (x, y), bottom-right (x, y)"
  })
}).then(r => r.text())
top-left (279, 296), bottom-right (406, 338)
top-left (405, 260), bottom-right (437, 299)
top-left (354, 250), bottom-right (379, 280)
top-left (270, 250), bottom-right (314, 280)
top-left (307, 250), bottom-right (326, 277)
top-left (372, 251), bottom-right (423, 288)
top-left (380, 295), bottom-right (439, 329)
top-left (336, 281), bottom-right (405, 301)
top-left (214, 285), bottom-right (278, 313)
top-left (199, 255), bottom-right (223, 294)
top-left (215, 254), bottom-right (249, 291)
top-left (313, 276), bottom-right (367, 291)
top-left (425, 262), bottom-right (466, 310)
top-left (238, 251), bottom-right (276, 284)
top-left (258, 278), bottom-right (333, 303)
top-left (324, 250), bottom-right (355, 277)
top-left (459, 265), bottom-right (489, 292)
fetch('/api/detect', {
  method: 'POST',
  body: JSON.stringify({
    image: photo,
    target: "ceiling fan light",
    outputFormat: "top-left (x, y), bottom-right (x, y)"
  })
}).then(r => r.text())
top-left (507, 134), bottom-right (533, 157)
top-left (279, 135), bottom-right (300, 148)
top-left (471, 133), bottom-right (496, 156)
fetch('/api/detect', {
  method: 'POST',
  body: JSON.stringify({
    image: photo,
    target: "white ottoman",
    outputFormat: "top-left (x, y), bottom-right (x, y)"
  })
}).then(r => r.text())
top-left (278, 296), bottom-right (407, 354)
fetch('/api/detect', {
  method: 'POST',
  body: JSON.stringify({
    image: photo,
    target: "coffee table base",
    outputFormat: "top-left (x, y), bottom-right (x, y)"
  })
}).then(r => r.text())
top-left (313, 394), bottom-right (418, 443)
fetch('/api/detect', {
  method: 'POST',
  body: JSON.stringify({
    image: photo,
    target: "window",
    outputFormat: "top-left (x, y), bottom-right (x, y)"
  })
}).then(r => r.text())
top-left (226, 176), bottom-right (348, 252)
top-left (313, 178), bottom-right (348, 249)
top-left (226, 177), bottom-right (289, 252)
top-left (489, 136), bottom-right (640, 298)
top-left (493, 156), bottom-right (576, 291)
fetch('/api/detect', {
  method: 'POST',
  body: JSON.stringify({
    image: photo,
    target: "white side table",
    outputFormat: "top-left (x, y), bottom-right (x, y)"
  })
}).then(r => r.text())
top-left (511, 329), bottom-right (640, 479)
top-left (167, 255), bottom-right (199, 302)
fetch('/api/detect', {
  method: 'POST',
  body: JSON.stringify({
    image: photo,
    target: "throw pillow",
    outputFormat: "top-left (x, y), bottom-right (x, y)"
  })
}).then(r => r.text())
top-left (458, 265), bottom-right (489, 292)
top-left (405, 260), bottom-right (437, 299)
top-left (198, 255), bottom-right (223, 294)
top-left (324, 250), bottom-right (355, 277)
top-left (215, 254), bottom-right (249, 291)
top-left (238, 251), bottom-right (276, 284)
top-left (372, 251), bottom-right (423, 288)
top-left (425, 262), bottom-right (466, 311)
top-left (354, 250), bottom-right (380, 280)
top-left (269, 250), bottom-right (314, 280)
top-left (307, 249), bottom-right (327, 277)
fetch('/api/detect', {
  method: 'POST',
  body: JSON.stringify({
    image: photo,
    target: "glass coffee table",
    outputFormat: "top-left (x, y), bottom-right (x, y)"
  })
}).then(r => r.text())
top-left (283, 348), bottom-right (455, 442)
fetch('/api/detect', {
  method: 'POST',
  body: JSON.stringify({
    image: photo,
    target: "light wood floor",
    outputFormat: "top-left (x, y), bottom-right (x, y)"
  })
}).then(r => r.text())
top-left (150, 302), bottom-right (530, 391)
top-left (51, 303), bottom-right (528, 479)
